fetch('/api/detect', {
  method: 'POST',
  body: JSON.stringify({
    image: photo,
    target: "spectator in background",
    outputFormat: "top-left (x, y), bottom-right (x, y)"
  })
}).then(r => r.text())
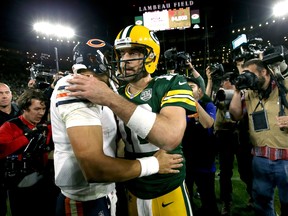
top-left (229, 58), bottom-right (288, 216)
top-left (0, 88), bottom-right (59, 216)
top-left (182, 76), bottom-right (219, 216)
top-left (0, 83), bottom-right (22, 125)
top-left (0, 83), bottom-right (22, 216)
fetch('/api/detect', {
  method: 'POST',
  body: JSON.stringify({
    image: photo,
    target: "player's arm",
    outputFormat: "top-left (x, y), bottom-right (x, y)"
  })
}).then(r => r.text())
top-left (66, 75), bottom-right (188, 151)
top-left (107, 94), bottom-right (187, 151)
top-left (67, 125), bottom-right (183, 183)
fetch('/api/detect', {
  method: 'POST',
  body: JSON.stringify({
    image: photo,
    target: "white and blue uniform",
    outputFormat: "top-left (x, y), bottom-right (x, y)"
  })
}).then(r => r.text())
top-left (50, 75), bottom-right (118, 215)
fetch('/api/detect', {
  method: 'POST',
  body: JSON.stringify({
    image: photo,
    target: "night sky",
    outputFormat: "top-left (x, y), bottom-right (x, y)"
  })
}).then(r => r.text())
top-left (0, 0), bottom-right (277, 50)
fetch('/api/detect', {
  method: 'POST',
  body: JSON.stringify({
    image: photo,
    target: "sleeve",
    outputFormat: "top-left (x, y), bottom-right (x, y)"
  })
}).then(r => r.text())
top-left (0, 122), bottom-right (29, 159)
top-left (206, 102), bottom-right (217, 120)
top-left (54, 76), bottom-right (102, 129)
top-left (160, 74), bottom-right (197, 114)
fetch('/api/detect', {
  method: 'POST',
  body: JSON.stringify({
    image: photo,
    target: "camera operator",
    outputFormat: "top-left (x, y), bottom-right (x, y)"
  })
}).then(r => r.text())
top-left (182, 76), bottom-right (219, 216)
top-left (28, 70), bottom-right (69, 121)
top-left (0, 88), bottom-right (59, 216)
top-left (213, 72), bottom-right (247, 215)
top-left (205, 63), bottom-right (225, 99)
top-left (231, 55), bottom-right (255, 212)
top-left (186, 61), bottom-right (206, 94)
top-left (229, 58), bottom-right (288, 216)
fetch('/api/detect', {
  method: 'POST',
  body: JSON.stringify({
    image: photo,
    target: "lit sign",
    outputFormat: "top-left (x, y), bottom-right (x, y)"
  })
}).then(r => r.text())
top-left (169, 8), bottom-right (191, 29)
top-left (143, 10), bottom-right (169, 31)
top-left (142, 8), bottom-right (191, 31)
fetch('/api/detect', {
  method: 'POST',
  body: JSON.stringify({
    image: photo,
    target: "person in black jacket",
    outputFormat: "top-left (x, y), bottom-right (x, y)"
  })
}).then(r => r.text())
top-left (0, 83), bottom-right (22, 216)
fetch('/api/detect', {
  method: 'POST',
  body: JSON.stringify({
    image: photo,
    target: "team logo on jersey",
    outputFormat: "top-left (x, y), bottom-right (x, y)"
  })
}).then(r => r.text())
top-left (140, 88), bottom-right (152, 101)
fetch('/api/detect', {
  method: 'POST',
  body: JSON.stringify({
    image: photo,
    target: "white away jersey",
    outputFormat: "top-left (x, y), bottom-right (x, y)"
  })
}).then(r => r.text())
top-left (50, 75), bottom-right (117, 201)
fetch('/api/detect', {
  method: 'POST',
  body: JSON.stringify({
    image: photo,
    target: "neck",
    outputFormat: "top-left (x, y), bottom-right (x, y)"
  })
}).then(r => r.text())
top-left (0, 104), bottom-right (11, 114)
top-left (126, 76), bottom-right (152, 98)
top-left (129, 75), bottom-right (152, 89)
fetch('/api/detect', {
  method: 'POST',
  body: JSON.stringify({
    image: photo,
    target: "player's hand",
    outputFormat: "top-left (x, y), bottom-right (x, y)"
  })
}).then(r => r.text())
top-left (154, 149), bottom-right (183, 174)
top-left (66, 74), bottom-right (112, 105)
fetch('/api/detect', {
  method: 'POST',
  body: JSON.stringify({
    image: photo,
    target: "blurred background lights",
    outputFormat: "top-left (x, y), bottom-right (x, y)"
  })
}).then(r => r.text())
top-left (33, 22), bottom-right (75, 39)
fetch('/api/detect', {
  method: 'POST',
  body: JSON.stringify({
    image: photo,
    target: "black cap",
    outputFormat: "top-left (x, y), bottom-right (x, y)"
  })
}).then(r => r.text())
top-left (221, 72), bottom-right (235, 81)
top-left (185, 76), bottom-right (201, 87)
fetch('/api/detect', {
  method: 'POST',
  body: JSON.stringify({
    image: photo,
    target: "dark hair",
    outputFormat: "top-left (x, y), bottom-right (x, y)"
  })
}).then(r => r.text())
top-left (17, 89), bottom-right (48, 111)
top-left (243, 58), bottom-right (267, 72)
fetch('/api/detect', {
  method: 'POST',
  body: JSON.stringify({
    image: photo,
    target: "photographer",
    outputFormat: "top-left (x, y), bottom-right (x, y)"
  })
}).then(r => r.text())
top-left (182, 76), bottom-right (219, 216)
top-left (28, 69), bottom-right (68, 121)
top-left (213, 72), bottom-right (242, 215)
top-left (186, 61), bottom-right (206, 94)
top-left (164, 47), bottom-right (206, 93)
top-left (229, 58), bottom-right (288, 216)
top-left (0, 88), bottom-right (58, 216)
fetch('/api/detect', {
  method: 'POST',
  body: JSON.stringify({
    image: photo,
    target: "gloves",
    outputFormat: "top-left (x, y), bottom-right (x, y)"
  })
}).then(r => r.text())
top-left (24, 129), bottom-right (41, 141)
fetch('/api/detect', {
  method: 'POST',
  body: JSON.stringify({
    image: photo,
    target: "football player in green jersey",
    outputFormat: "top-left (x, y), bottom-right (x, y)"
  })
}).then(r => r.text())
top-left (66, 25), bottom-right (197, 216)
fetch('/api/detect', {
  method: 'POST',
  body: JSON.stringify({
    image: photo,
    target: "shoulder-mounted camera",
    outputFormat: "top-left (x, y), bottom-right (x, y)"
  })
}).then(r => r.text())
top-left (29, 64), bottom-right (54, 89)
top-left (164, 48), bottom-right (191, 72)
top-left (231, 34), bottom-right (264, 62)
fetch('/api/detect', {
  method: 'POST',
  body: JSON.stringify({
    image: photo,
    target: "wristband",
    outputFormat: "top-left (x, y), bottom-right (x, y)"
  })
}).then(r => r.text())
top-left (127, 106), bottom-right (156, 139)
top-left (137, 156), bottom-right (159, 177)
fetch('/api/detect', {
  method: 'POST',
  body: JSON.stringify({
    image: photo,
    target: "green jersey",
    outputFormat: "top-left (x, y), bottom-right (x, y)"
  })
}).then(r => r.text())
top-left (117, 73), bottom-right (197, 199)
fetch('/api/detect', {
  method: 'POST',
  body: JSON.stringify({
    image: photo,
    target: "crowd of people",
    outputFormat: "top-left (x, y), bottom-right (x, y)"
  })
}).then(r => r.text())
top-left (0, 23), bottom-right (288, 216)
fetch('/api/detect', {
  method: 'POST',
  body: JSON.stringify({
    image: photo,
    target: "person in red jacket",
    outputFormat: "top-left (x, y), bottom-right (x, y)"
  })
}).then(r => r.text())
top-left (0, 88), bottom-right (59, 216)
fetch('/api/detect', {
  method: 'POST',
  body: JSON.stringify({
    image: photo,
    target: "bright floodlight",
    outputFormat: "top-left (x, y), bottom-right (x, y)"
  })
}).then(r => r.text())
top-left (33, 22), bottom-right (75, 39)
top-left (273, 1), bottom-right (288, 17)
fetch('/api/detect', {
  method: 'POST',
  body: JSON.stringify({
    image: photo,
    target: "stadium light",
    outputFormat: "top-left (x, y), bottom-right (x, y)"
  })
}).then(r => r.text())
top-left (273, 0), bottom-right (288, 17)
top-left (33, 21), bottom-right (75, 72)
top-left (33, 21), bottom-right (75, 39)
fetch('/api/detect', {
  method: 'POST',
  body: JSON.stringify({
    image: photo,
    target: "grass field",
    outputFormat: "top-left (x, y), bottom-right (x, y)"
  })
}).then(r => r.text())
top-left (192, 157), bottom-right (281, 216)
top-left (6, 156), bottom-right (281, 216)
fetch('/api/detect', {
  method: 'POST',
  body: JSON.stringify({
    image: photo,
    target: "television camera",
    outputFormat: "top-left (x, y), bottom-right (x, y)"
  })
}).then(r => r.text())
top-left (29, 64), bottom-right (69, 89)
top-left (262, 45), bottom-right (288, 78)
top-left (233, 44), bottom-right (288, 91)
top-left (29, 64), bottom-right (55, 89)
top-left (164, 47), bottom-right (192, 72)
top-left (231, 34), bottom-right (264, 62)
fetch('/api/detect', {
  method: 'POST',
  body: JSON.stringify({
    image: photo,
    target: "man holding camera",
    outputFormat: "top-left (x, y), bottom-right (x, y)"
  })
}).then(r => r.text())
top-left (0, 88), bottom-right (58, 216)
top-left (213, 72), bottom-right (242, 215)
top-left (229, 58), bottom-right (288, 216)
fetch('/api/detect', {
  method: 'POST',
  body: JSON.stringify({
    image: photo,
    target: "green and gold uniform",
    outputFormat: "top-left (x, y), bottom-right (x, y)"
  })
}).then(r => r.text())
top-left (118, 74), bottom-right (197, 215)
